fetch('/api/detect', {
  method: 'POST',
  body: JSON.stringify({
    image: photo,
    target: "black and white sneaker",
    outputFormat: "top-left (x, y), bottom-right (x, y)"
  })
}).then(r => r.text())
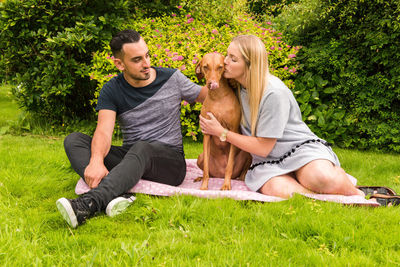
top-left (106, 194), bottom-right (136, 217)
top-left (56, 196), bottom-right (97, 228)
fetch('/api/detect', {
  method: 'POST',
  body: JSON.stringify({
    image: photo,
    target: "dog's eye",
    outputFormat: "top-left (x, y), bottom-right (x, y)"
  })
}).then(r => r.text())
top-left (218, 66), bottom-right (223, 70)
top-left (203, 66), bottom-right (208, 71)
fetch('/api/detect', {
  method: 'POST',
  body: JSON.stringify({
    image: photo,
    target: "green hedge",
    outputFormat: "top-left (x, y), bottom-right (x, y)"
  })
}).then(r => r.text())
top-left (0, 0), bottom-right (133, 123)
top-left (273, 0), bottom-right (400, 151)
top-left (90, 11), bottom-right (299, 140)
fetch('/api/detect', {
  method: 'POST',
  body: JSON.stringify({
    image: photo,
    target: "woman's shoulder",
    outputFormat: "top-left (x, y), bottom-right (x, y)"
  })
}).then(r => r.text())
top-left (263, 75), bottom-right (289, 97)
top-left (267, 75), bottom-right (288, 90)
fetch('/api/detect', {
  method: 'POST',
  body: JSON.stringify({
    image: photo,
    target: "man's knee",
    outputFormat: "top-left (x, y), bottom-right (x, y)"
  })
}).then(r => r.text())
top-left (64, 132), bottom-right (90, 152)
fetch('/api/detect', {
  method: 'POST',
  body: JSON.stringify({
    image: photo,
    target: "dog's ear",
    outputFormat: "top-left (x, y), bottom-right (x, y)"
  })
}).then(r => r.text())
top-left (195, 60), bottom-right (204, 82)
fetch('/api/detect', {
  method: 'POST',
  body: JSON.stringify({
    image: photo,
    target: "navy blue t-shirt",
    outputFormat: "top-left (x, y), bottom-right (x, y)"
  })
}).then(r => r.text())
top-left (96, 67), bottom-right (201, 153)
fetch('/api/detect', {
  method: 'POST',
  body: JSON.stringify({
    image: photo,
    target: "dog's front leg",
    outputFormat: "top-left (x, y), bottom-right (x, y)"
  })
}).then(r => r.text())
top-left (221, 144), bottom-right (237, 190)
top-left (200, 134), bottom-right (211, 190)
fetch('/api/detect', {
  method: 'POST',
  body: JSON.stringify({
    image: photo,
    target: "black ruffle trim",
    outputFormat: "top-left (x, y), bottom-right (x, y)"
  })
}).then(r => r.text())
top-left (249, 139), bottom-right (332, 170)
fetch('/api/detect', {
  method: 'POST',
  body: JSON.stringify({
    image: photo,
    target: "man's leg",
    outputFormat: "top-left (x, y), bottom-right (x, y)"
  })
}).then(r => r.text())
top-left (86, 140), bottom-right (186, 211)
top-left (64, 132), bottom-right (126, 177)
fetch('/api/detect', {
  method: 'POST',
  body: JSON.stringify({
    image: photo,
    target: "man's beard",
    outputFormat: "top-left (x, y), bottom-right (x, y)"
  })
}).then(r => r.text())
top-left (127, 69), bottom-right (151, 81)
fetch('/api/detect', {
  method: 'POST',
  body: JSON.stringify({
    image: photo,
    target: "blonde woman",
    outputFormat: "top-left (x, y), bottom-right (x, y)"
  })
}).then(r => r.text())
top-left (200, 35), bottom-right (365, 199)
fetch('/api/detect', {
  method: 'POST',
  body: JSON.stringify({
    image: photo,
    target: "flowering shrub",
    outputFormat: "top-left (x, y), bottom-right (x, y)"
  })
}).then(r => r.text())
top-left (90, 12), bottom-right (299, 141)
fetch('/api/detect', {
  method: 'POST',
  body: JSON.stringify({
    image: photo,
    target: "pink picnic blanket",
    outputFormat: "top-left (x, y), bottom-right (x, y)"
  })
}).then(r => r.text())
top-left (75, 159), bottom-right (379, 206)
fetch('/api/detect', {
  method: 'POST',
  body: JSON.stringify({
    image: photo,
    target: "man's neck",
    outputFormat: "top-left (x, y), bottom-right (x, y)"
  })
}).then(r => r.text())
top-left (123, 68), bottom-right (157, 88)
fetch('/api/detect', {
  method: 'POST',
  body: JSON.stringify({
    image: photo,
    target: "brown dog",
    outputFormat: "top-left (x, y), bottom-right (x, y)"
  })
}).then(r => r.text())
top-left (195, 52), bottom-right (252, 190)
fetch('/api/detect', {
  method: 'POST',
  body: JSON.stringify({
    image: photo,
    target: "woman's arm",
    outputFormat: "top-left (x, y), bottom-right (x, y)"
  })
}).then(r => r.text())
top-left (200, 113), bottom-right (277, 158)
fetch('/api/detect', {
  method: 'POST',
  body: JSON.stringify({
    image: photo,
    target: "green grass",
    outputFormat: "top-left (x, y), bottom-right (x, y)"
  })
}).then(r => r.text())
top-left (1, 84), bottom-right (400, 266)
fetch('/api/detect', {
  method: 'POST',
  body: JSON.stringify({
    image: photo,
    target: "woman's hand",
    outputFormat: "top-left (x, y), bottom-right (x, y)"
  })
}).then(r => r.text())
top-left (200, 112), bottom-right (225, 137)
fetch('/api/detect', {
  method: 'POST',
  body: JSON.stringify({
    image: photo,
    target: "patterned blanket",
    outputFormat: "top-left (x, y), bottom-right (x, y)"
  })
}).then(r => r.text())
top-left (75, 159), bottom-right (379, 206)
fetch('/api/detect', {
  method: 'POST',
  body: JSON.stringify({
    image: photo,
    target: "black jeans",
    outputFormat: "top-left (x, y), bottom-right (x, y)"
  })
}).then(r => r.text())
top-left (64, 132), bottom-right (186, 211)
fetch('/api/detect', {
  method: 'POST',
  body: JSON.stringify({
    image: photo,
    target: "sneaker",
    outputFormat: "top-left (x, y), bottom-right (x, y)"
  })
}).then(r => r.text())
top-left (106, 194), bottom-right (136, 217)
top-left (56, 196), bottom-right (97, 228)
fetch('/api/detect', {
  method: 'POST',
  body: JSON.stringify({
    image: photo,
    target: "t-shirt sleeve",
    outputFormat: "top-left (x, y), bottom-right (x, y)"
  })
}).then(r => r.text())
top-left (256, 90), bottom-right (290, 138)
top-left (95, 84), bottom-right (117, 112)
top-left (176, 70), bottom-right (202, 103)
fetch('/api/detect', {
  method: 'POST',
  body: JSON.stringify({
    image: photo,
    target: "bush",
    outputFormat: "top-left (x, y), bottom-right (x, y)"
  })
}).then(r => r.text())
top-left (273, 0), bottom-right (400, 151)
top-left (90, 11), bottom-right (299, 140)
top-left (248, 0), bottom-right (301, 18)
top-left (0, 0), bottom-right (133, 124)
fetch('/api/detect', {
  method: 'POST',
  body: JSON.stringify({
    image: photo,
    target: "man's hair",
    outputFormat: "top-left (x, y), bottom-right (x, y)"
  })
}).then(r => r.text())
top-left (110, 29), bottom-right (142, 58)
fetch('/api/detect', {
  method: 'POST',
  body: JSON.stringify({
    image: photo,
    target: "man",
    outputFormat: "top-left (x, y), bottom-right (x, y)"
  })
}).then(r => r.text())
top-left (56, 29), bottom-right (207, 228)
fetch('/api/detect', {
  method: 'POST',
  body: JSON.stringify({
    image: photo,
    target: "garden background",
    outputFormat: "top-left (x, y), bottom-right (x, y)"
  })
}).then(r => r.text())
top-left (1, 0), bottom-right (400, 265)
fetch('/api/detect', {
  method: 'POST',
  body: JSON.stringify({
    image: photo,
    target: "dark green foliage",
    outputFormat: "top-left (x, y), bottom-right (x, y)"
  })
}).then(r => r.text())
top-left (131, 0), bottom-right (181, 19)
top-left (275, 0), bottom-right (400, 151)
top-left (0, 0), bottom-right (132, 123)
top-left (248, 0), bottom-right (300, 17)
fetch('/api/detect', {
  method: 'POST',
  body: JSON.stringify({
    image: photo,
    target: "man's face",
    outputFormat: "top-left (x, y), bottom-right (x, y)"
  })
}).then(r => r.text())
top-left (114, 38), bottom-right (151, 81)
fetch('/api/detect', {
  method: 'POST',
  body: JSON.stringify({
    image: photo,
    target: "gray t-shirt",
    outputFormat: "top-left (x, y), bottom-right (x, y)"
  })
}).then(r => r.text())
top-left (96, 67), bottom-right (201, 153)
top-left (240, 75), bottom-right (318, 163)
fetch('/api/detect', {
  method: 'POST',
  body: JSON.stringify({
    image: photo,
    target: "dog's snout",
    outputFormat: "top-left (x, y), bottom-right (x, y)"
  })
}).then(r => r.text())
top-left (208, 81), bottom-right (219, 90)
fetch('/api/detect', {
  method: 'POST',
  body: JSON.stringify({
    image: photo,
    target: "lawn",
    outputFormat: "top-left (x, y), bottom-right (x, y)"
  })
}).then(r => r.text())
top-left (1, 84), bottom-right (400, 266)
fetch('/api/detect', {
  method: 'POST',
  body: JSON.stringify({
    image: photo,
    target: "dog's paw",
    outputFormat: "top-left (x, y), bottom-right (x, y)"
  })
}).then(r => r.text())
top-left (220, 183), bottom-right (231, 190)
top-left (200, 185), bottom-right (209, 190)
top-left (194, 176), bottom-right (203, 182)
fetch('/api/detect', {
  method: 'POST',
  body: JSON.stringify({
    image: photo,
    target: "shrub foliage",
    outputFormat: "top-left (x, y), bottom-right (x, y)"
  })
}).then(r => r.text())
top-left (0, 0), bottom-right (132, 123)
top-left (90, 11), bottom-right (299, 140)
top-left (273, 0), bottom-right (400, 151)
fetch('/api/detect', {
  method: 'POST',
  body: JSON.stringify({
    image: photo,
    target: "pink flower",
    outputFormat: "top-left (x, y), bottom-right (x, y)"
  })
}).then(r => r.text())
top-left (284, 66), bottom-right (288, 70)
top-left (278, 47), bottom-right (282, 51)
top-left (288, 54), bottom-right (296, 58)
top-left (151, 20), bottom-right (155, 23)
top-left (186, 18), bottom-right (194, 24)
top-left (270, 46), bottom-right (275, 50)
top-left (165, 49), bottom-right (170, 52)
top-left (192, 59), bottom-right (197, 64)
top-left (267, 21), bottom-right (272, 25)
top-left (154, 54), bottom-right (158, 58)
top-left (289, 68), bottom-right (297, 73)
top-left (186, 14), bottom-right (191, 17)
top-left (180, 65), bottom-right (186, 71)
top-left (159, 59), bottom-right (163, 63)
top-left (182, 100), bottom-right (189, 106)
top-left (155, 29), bottom-right (159, 32)
top-left (172, 13), bottom-right (176, 17)
top-left (177, 5), bottom-right (182, 8)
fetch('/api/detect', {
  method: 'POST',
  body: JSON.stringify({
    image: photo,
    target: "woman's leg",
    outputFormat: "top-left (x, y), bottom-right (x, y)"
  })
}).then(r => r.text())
top-left (295, 159), bottom-right (364, 196)
top-left (259, 173), bottom-right (313, 199)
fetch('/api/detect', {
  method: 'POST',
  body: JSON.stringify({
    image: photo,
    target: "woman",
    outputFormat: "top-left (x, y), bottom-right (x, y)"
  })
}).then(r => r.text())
top-left (199, 35), bottom-right (365, 198)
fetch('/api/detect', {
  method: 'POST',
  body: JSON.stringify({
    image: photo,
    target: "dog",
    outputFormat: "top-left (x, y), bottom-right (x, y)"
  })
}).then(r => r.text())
top-left (195, 52), bottom-right (252, 190)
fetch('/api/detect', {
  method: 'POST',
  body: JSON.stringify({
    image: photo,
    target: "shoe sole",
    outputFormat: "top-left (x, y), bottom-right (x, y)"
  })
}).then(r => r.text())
top-left (56, 198), bottom-right (78, 228)
top-left (106, 196), bottom-right (136, 217)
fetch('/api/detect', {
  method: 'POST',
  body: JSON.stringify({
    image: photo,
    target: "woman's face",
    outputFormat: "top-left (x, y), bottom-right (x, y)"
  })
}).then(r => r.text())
top-left (223, 42), bottom-right (247, 84)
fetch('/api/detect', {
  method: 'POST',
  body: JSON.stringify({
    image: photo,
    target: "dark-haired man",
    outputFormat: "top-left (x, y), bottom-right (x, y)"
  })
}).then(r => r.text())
top-left (56, 29), bottom-right (207, 228)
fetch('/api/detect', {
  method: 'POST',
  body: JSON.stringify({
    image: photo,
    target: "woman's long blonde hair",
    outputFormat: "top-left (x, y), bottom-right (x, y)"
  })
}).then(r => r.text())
top-left (231, 35), bottom-right (269, 136)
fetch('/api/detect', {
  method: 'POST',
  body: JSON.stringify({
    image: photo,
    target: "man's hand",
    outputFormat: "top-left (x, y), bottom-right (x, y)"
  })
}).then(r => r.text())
top-left (84, 162), bottom-right (109, 188)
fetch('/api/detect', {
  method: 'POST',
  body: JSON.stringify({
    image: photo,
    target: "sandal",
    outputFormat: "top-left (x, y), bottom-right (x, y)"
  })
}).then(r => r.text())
top-left (357, 186), bottom-right (397, 196)
top-left (370, 195), bottom-right (400, 206)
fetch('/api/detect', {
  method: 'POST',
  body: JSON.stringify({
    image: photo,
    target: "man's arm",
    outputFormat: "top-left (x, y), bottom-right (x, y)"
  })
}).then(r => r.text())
top-left (84, 109), bottom-right (116, 188)
top-left (194, 85), bottom-right (208, 103)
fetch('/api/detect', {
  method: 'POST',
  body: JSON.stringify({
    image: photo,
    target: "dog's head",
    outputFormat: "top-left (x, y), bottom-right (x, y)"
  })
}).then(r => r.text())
top-left (195, 52), bottom-right (225, 90)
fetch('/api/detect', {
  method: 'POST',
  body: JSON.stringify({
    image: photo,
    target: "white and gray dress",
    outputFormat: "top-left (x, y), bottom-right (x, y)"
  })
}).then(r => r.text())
top-left (241, 75), bottom-right (341, 192)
